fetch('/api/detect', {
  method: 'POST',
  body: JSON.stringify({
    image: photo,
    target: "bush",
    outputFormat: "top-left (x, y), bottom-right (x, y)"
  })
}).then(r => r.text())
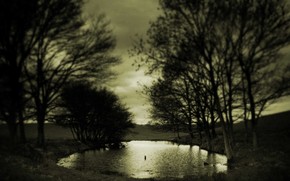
top-left (58, 81), bottom-right (134, 148)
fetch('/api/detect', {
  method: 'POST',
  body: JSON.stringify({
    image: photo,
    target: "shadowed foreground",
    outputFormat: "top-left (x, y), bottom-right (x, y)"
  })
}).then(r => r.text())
top-left (0, 111), bottom-right (290, 180)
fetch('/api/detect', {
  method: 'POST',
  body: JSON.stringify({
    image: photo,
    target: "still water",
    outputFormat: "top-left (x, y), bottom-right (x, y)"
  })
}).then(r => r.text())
top-left (57, 141), bottom-right (227, 179)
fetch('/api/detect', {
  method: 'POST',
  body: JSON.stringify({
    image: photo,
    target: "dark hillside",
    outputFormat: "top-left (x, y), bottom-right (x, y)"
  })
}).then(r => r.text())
top-left (234, 111), bottom-right (290, 132)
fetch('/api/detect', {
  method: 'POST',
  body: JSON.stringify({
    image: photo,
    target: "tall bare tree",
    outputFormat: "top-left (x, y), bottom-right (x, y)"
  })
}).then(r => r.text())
top-left (0, 0), bottom-right (119, 147)
top-left (0, 0), bottom-right (45, 142)
top-left (133, 0), bottom-right (235, 161)
top-left (237, 0), bottom-right (290, 148)
top-left (26, 13), bottom-right (118, 147)
top-left (132, 0), bottom-right (290, 161)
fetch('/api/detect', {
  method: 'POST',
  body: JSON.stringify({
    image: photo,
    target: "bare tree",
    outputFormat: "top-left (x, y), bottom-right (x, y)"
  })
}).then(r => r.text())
top-left (218, 0), bottom-right (290, 148)
top-left (0, 0), bottom-right (120, 147)
top-left (148, 77), bottom-right (196, 141)
top-left (25, 13), bottom-right (118, 147)
top-left (132, 0), bottom-right (290, 162)
top-left (132, 0), bottom-right (235, 161)
top-left (0, 0), bottom-right (48, 142)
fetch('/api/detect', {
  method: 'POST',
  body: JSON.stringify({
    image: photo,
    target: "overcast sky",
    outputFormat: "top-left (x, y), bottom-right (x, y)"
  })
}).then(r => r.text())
top-left (83, 0), bottom-right (290, 125)
top-left (83, 0), bottom-right (160, 124)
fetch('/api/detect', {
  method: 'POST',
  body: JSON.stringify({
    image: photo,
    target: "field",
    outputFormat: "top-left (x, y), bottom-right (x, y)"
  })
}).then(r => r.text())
top-left (0, 111), bottom-right (290, 180)
top-left (0, 123), bottom-right (183, 141)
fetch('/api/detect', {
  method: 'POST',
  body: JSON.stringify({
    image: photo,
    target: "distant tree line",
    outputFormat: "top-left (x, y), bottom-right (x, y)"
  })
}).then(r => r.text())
top-left (0, 0), bottom-right (132, 148)
top-left (132, 0), bottom-right (290, 162)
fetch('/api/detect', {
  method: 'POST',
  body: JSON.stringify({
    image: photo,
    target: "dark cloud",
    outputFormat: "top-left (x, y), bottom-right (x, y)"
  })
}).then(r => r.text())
top-left (84, 0), bottom-right (160, 124)
top-left (84, 0), bottom-right (160, 52)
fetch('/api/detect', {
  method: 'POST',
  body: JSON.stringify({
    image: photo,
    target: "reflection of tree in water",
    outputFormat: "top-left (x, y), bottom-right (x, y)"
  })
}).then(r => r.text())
top-left (58, 141), bottom-right (227, 178)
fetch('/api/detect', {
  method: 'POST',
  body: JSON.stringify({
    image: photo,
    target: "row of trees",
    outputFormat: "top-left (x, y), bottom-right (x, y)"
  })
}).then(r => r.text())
top-left (133, 0), bottom-right (290, 161)
top-left (0, 0), bottom-right (121, 147)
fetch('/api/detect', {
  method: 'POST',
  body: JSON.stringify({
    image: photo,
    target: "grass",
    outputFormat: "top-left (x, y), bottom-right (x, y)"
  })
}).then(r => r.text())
top-left (220, 111), bottom-right (290, 181)
top-left (0, 124), bottom-right (179, 181)
top-left (0, 123), bottom-right (183, 141)
top-left (0, 111), bottom-right (290, 180)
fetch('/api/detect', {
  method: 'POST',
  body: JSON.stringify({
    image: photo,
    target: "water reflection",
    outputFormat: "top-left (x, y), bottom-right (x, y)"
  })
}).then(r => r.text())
top-left (57, 141), bottom-right (227, 178)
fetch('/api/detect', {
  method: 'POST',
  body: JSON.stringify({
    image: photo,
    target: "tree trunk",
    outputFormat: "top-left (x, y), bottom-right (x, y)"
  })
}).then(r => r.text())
top-left (202, 116), bottom-right (212, 151)
top-left (246, 72), bottom-right (258, 149)
top-left (37, 121), bottom-right (45, 147)
top-left (196, 115), bottom-right (203, 145)
top-left (244, 118), bottom-right (249, 142)
top-left (176, 124), bottom-right (181, 139)
top-left (228, 122), bottom-right (234, 148)
top-left (209, 63), bottom-right (234, 162)
top-left (7, 74), bottom-right (20, 143)
top-left (227, 64), bottom-right (234, 147)
top-left (210, 110), bottom-right (217, 139)
top-left (205, 127), bottom-right (212, 151)
top-left (211, 120), bottom-right (217, 139)
top-left (187, 122), bottom-right (194, 141)
top-left (227, 99), bottom-right (234, 147)
top-left (198, 130), bottom-right (202, 145)
top-left (219, 113), bottom-right (234, 162)
top-left (189, 131), bottom-right (194, 141)
top-left (213, 88), bottom-right (234, 161)
top-left (224, 106), bottom-right (234, 148)
top-left (242, 75), bottom-right (249, 142)
top-left (18, 111), bottom-right (26, 143)
top-left (177, 131), bottom-right (181, 140)
top-left (37, 111), bottom-right (46, 147)
top-left (213, 98), bottom-right (233, 161)
top-left (7, 120), bottom-right (17, 144)
top-left (252, 119), bottom-right (258, 149)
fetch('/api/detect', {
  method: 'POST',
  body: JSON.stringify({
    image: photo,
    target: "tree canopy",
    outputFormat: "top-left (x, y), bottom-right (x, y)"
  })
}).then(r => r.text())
top-left (132, 0), bottom-right (290, 161)
top-left (0, 0), bottom-right (120, 147)
top-left (59, 82), bottom-right (134, 148)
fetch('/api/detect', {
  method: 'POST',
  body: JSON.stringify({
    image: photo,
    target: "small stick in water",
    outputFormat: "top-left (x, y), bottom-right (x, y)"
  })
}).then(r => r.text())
top-left (144, 155), bottom-right (146, 160)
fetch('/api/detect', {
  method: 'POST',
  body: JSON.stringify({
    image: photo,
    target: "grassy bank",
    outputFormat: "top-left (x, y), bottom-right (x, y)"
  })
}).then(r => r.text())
top-left (0, 124), bottom-right (180, 181)
top-left (177, 111), bottom-right (290, 180)
top-left (224, 111), bottom-right (290, 180)
top-left (1, 111), bottom-right (290, 180)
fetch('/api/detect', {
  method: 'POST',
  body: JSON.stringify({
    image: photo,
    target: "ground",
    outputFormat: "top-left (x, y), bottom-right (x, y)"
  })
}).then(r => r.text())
top-left (0, 111), bottom-right (290, 180)
top-left (0, 124), bottom-right (181, 181)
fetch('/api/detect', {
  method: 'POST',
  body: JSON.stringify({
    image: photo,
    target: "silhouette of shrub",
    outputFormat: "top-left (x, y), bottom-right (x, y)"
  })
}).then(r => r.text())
top-left (58, 81), bottom-right (134, 148)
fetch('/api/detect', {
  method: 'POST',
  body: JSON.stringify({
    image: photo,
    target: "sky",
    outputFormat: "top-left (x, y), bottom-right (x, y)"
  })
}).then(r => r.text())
top-left (83, 0), bottom-right (160, 124)
top-left (83, 0), bottom-right (290, 125)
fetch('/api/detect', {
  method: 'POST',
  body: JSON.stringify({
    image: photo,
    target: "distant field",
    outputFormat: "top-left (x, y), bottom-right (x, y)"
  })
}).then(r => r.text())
top-left (0, 123), bottom-right (184, 141)
top-left (125, 125), bottom-right (187, 141)
top-left (0, 123), bottom-right (73, 140)
top-left (0, 111), bottom-right (289, 142)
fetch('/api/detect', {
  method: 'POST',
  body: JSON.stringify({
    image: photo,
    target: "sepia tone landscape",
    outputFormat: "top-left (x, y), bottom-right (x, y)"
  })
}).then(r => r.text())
top-left (1, 0), bottom-right (290, 180)
top-left (1, 111), bottom-right (290, 180)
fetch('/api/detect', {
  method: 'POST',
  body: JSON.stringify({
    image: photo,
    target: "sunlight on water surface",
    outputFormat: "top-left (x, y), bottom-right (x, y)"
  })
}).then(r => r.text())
top-left (57, 141), bottom-right (227, 178)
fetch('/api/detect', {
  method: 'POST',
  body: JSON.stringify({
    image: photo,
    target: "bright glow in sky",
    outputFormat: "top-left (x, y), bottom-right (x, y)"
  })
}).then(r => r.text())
top-left (84, 0), bottom-right (290, 124)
